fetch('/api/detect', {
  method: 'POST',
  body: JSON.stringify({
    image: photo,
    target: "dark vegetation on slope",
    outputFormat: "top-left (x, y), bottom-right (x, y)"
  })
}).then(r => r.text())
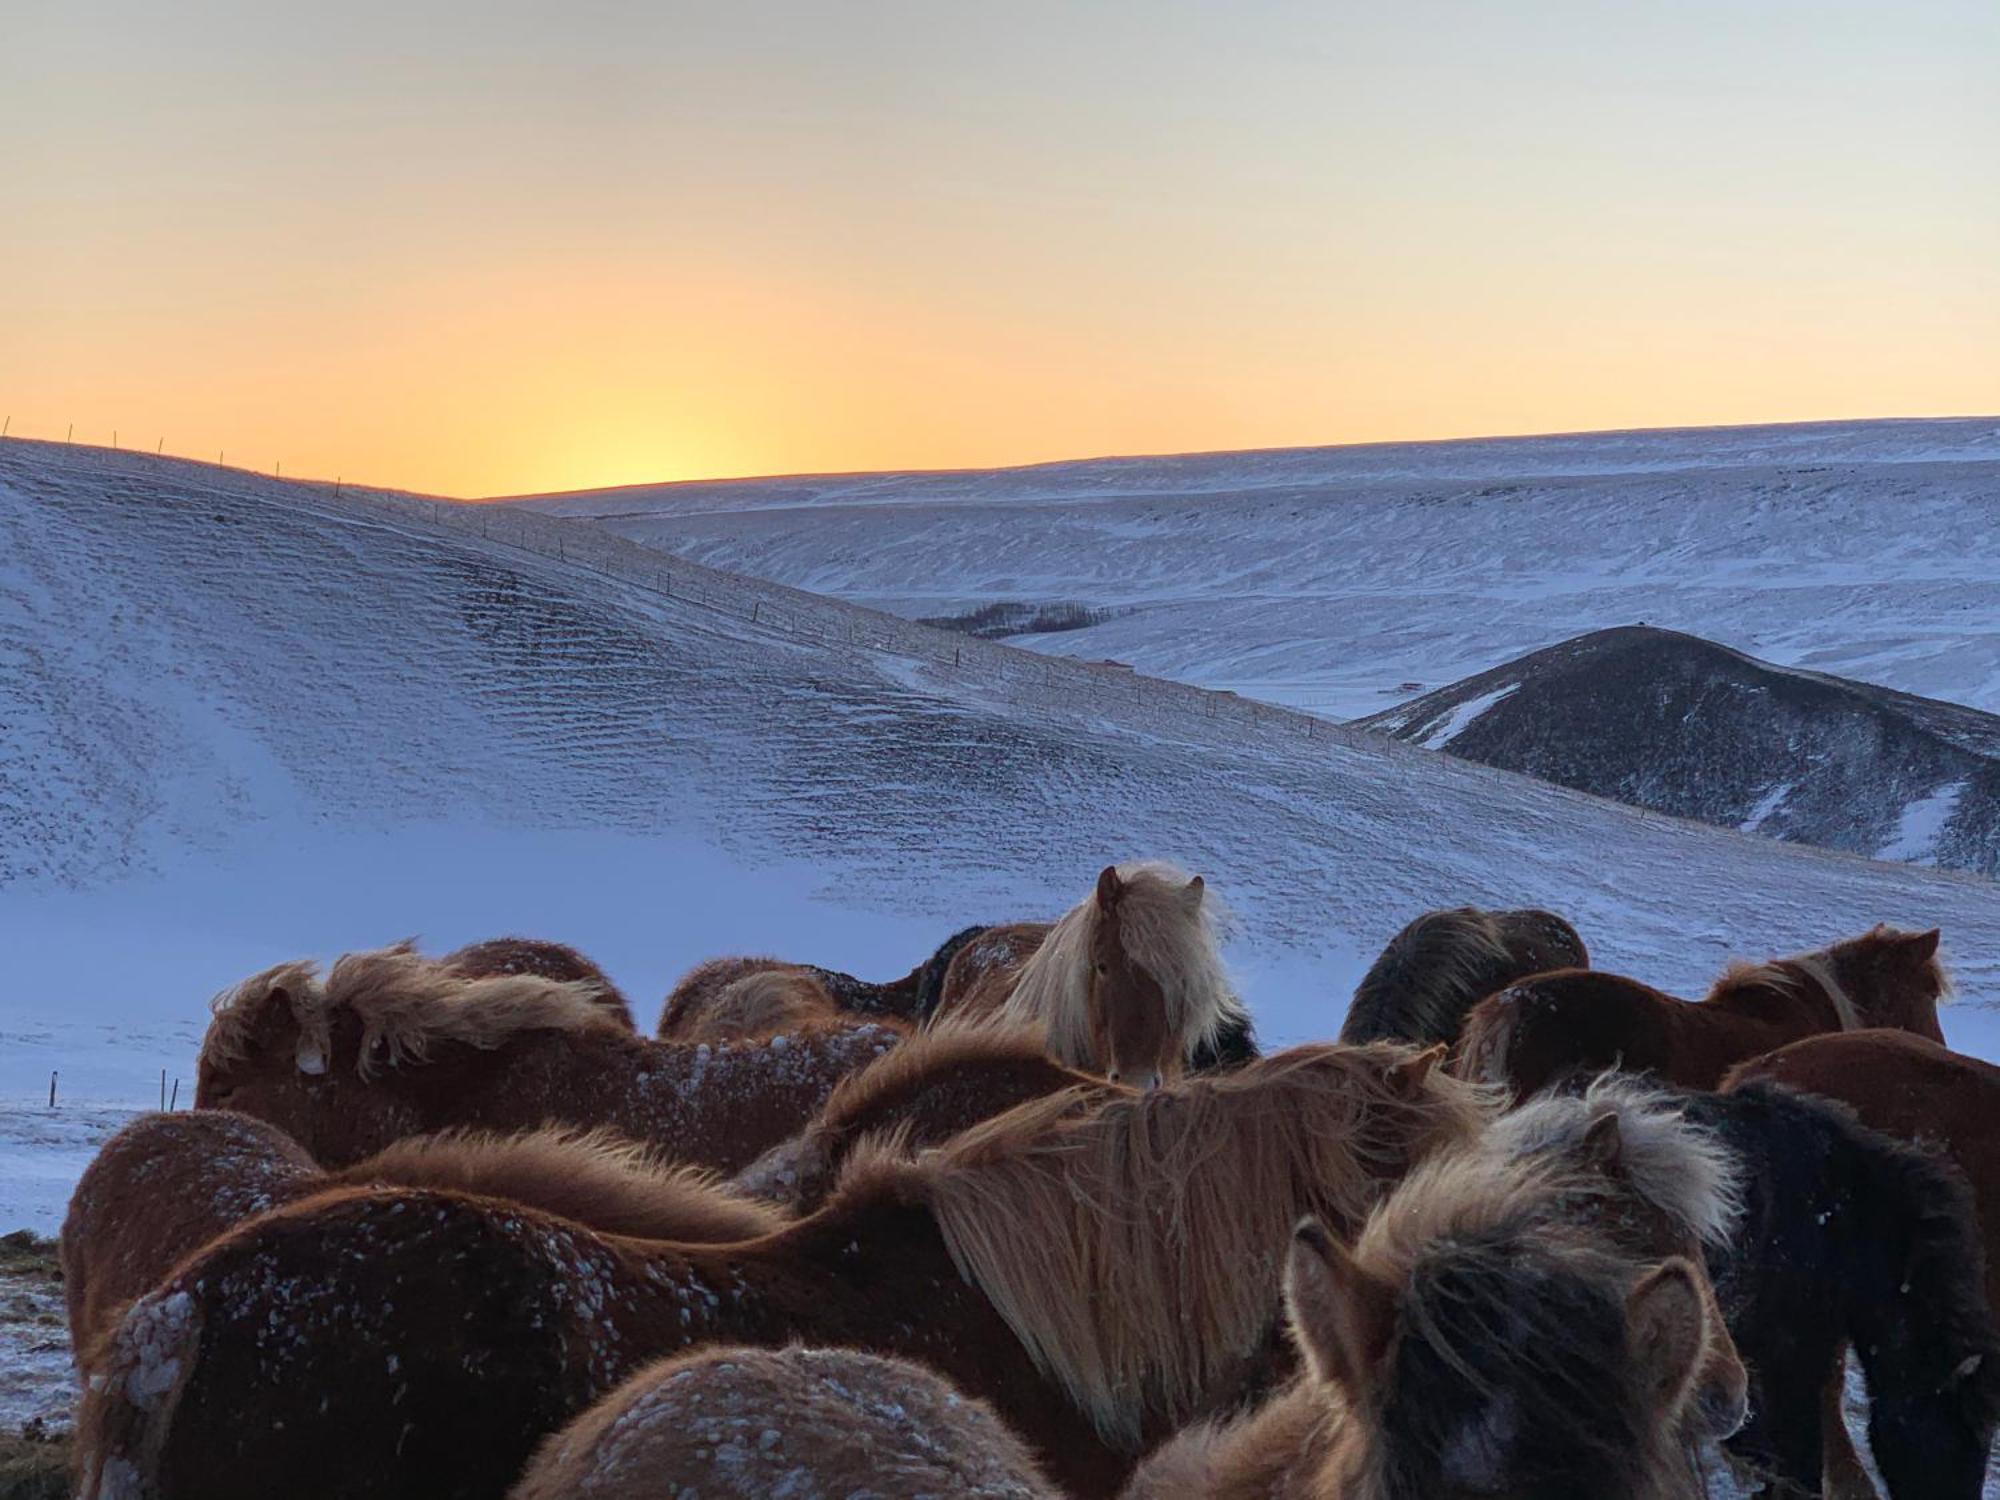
top-left (916, 600), bottom-right (1116, 639)
top-left (1360, 626), bottom-right (2000, 877)
top-left (0, 1234), bottom-right (66, 1500)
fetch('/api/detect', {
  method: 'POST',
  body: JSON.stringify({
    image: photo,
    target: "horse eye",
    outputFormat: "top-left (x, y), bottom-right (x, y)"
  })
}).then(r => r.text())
top-left (1094, 961), bottom-right (1108, 976)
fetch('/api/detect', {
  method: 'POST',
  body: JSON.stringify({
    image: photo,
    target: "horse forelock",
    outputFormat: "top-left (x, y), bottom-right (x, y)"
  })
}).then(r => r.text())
top-left (1485, 1075), bottom-right (1743, 1251)
top-left (321, 943), bottom-right (624, 1077)
top-left (900, 1044), bottom-right (1493, 1448)
top-left (1000, 861), bottom-right (1240, 1068)
top-left (1352, 1223), bottom-right (1678, 1500)
top-left (1330, 1142), bottom-right (1719, 1500)
top-left (201, 958), bottom-right (328, 1073)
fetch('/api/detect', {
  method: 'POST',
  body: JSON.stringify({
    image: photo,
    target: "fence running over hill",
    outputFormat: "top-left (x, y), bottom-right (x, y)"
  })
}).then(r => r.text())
top-left (334, 484), bottom-right (1388, 754)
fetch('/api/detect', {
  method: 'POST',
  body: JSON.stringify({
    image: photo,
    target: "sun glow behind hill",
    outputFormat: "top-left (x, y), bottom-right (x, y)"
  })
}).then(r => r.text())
top-left (6, 3), bottom-right (1997, 495)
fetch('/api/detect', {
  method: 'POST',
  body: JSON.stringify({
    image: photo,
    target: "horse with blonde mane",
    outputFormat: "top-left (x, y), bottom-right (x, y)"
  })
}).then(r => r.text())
top-left (59, 1109), bottom-right (782, 1366)
top-left (1455, 925), bottom-right (1949, 1098)
top-left (1340, 905), bottom-right (1588, 1048)
top-left (735, 1022), bottom-right (1117, 1209)
top-left (932, 862), bottom-right (1251, 1086)
top-left (1128, 1082), bottom-right (1749, 1500)
top-left (80, 1041), bottom-right (1488, 1500)
top-left (441, 936), bottom-right (636, 1029)
top-left (508, 1346), bottom-right (1059, 1500)
top-left (194, 943), bottom-right (903, 1171)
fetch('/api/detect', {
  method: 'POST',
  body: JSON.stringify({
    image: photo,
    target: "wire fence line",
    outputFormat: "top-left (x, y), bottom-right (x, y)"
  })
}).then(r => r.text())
top-left (323, 481), bottom-right (1393, 756)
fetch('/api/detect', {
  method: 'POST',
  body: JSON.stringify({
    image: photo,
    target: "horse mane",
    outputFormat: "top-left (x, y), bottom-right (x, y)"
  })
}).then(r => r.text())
top-left (913, 924), bottom-right (991, 1020)
top-left (202, 958), bottom-right (327, 1071)
top-left (332, 1126), bottom-right (786, 1243)
top-left (203, 943), bottom-right (627, 1080)
top-left (1709, 926), bottom-right (1952, 1031)
top-left (851, 1042), bottom-right (1496, 1447)
top-left (701, 969), bottom-right (834, 1039)
top-left (999, 861), bottom-right (1245, 1068)
top-left (814, 1020), bottom-right (1071, 1139)
top-left (1481, 1074), bottom-right (1742, 1250)
top-left (731, 1022), bottom-right (1074, 1205)
top-left (1709, 953), bottom-right (1860, 1028)
top-left (1344, 908), bottom-right (1515, 1045)
top-left (323, 942), bottom-right (625, 1076)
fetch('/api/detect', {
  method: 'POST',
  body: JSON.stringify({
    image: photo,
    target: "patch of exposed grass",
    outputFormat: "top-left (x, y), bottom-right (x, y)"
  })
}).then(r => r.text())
top-left (0, 1435), bottom-right (69, 1500)
top-left (916, 600), bottom-right (1115, 639)
top-left (0, 1234), bottom-right (57, 1280)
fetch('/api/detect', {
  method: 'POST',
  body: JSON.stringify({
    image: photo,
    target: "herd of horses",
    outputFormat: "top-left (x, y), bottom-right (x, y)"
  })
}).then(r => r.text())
top-left (56, 859), bottom-right (2000, 1498)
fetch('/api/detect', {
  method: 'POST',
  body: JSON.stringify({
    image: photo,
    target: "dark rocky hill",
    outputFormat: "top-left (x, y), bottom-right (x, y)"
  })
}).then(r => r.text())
top-left (1359, 626), bottom-right (2000, 877)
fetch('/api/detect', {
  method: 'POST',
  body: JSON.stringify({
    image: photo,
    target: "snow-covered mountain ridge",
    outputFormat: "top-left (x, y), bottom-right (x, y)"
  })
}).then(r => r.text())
top-left (507, 417), bottom-right (2000, 722)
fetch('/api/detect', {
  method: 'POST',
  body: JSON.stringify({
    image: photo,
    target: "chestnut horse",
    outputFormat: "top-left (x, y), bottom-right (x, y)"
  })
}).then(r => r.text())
top-left (79, 1042), bottom-right (1490, 1500)
top-left (194, 944), bottom-right (903, 1171)
top-left (508, 1346), bottom-right (1059, 1500)
top-left (735, 1022), bottom-right (1119, 1210)
top-left (931, 862), bottom-right (1251, 1087)
top-left (60, 1110), bottom-right (782, 1368)
top-left (1340, 905), bottom-right (1588, 1048)
top-left (657, 962), bottom-right (842, 1044)
top-left (441, 936), bottom-right (635, 1030)
top-left (1456, 925), bottom-right (1948, 1098)
top-left (657, 925), bottom-right (991, 1037)
top-left (1129, 1102), bottom-right (1746, 1500)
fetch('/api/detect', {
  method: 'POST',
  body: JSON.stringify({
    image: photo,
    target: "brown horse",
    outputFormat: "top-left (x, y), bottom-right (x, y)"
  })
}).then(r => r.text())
top-left (734, 1022), bottom-right (1119, 1210)
top-left (931, 862), bottom-right (1247, 1088)
top-left (60, 1109), bottom-right (783, 1369)
top-left (441, 936), bottom-right (635, 1029)
top-left (1128, 1097), bottom-right (1747, 1500)
top-left (657, 926), bottom-right (993, 1037)
top-left (508, 1346), bottom-right (1059, 1499)
top-left (657, 961), bottom-right (843, 1043)
top-left (1340, 905), bottom-right (1588, 1047)
top-left (79, 1041), bottom-right (1490, 1500)
top-left (1456, 925), bottom-right (1948, 1098)
top-left (194, 944), bottom-right (904, 1171)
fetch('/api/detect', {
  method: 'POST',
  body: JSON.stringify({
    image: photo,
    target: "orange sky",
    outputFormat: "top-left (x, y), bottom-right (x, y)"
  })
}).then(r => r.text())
top-left (4, 2), bottom-right (1996, 497)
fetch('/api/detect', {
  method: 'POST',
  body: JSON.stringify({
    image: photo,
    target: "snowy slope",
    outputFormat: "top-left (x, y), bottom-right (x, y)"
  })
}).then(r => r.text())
top-left (1359, 626), bottom-right (2000, 876)
top-left (507, 417), bottom-right (2000, 721)
top-left (6, 435), bottom-right (2000, 1239)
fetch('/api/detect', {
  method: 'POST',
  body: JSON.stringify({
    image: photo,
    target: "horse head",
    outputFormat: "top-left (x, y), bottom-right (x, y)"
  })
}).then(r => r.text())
top-left (1288, 1210), bottom-right (1724, 1500)
top-left (1086, 864), bottom-right (1206, 1090)
top-left (1836, 925), bottom-right (1948, 1042)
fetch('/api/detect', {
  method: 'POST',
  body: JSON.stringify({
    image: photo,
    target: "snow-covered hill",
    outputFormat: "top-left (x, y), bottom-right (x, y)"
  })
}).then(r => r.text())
top-left (507, 417), bottom-right (2000, 721)
top-left (1358, 626), bottom-right (2000, 877)
top-left (6, 435), bottom-right (2000, 1234)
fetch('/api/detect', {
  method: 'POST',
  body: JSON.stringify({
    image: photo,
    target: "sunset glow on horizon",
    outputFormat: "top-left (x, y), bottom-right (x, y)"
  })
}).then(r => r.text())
top-left (5, 1), bottom-right (1996, 498)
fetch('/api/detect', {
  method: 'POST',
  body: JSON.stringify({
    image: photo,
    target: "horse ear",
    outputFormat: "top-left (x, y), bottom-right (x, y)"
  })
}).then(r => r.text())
top-left (1580, 1111), bottom-right (1624, 1174)
top-left (1182, 874), bottom-right (1205, 910)
top-left (1384, 1043), bottom-right (1447, 1094)
top-left (1904, 928), bottom-right (1941, 962)
top-left (1626, 1259), bottom-right (1709, 1419)
top-left (1095, 866), bottom-right (1123, 911)
top-left (1286, 1217), bottom-right (1396, 1395)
